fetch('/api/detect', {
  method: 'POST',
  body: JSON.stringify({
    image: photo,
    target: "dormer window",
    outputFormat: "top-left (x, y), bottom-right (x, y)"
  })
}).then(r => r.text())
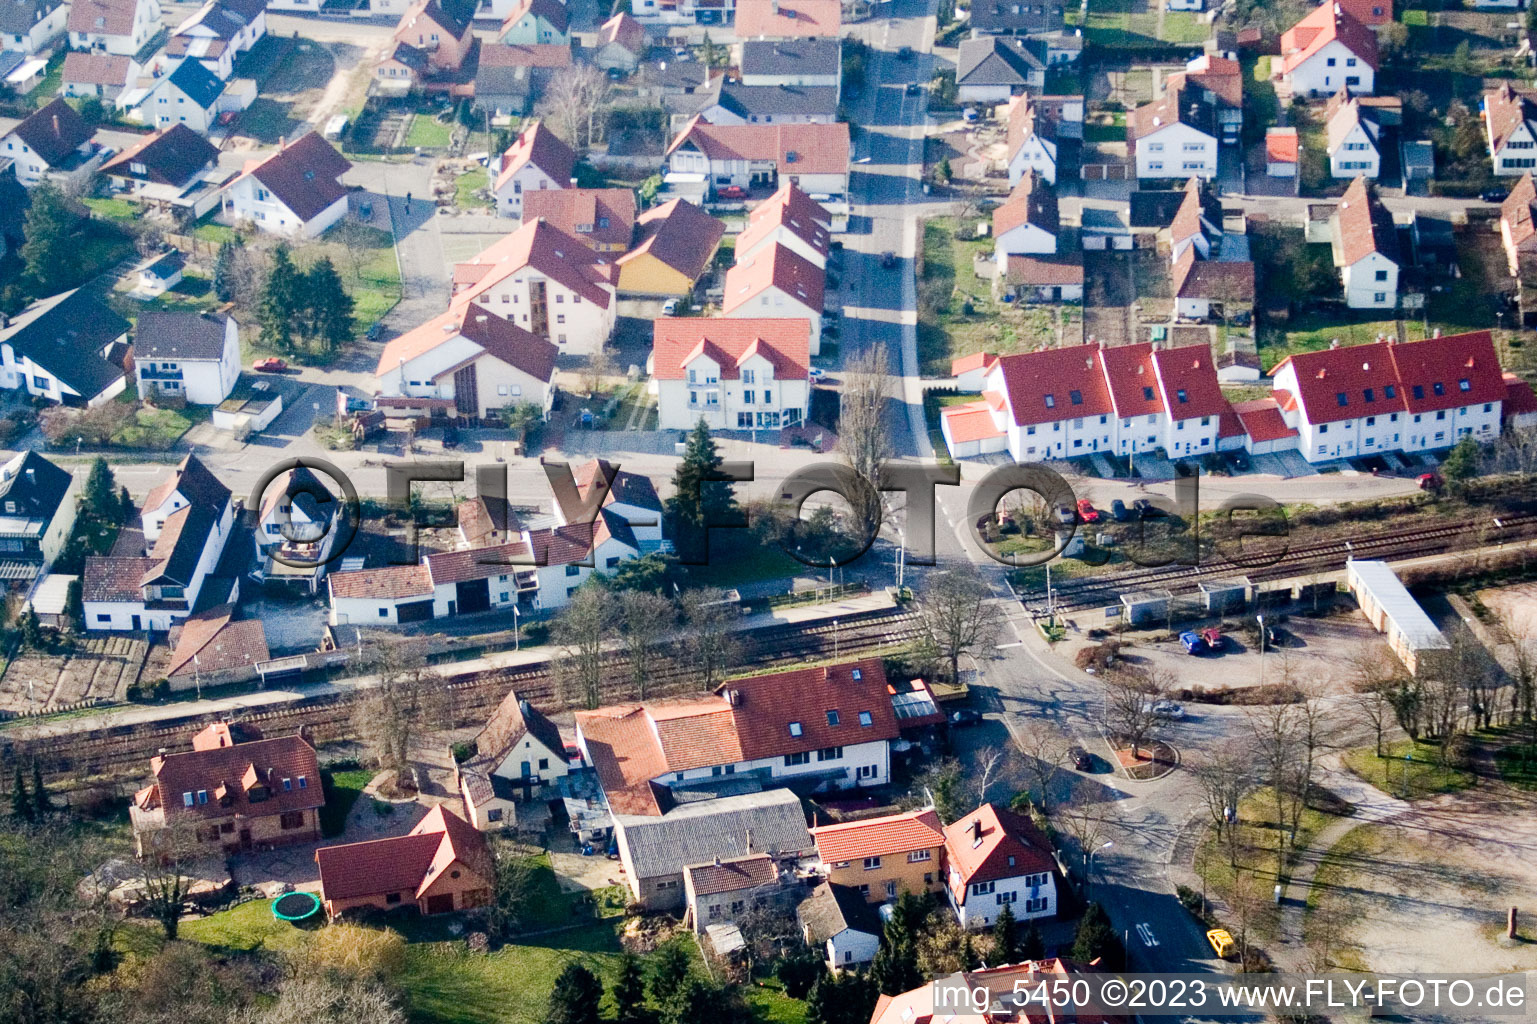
top-left (182, 791), bottom-right (194, 807)
top-left (788, 721), bottom-right (803, 737)
top-left (282, 778), bottom-right (292, 791)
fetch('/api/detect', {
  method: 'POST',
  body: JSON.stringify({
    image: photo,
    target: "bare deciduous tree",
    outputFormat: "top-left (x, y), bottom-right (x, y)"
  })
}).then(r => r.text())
top-left (534, 68), bottom-right (610, 153)
top-left (1053, 801), bottom-right (1109, 880)
top-left (484, 837), bottom-right (543, 939)
top-left (138, 820), bottom-right (198, 941)
top-left (681, 587), bottom-right (741, 691)
top-left (351, 642), bottom-right (439, 775)
top-left (1100, 666), bottom-right (1162, 760)
top-left (916, 567), bottom-right (1003, 684)
top-left (553, 585), bottom-right (617, 709)
top-left (1246, 702), bottom-right (1301, 876)
top-left (619, 589), bottom-right (675, 700)
top-left (972, 744), bottom-right (1022, 808)
top-left (227, 974), bottom-right (408, 1024)
top-left (1014, 721), bottom-right (1069, 813)
top-left (837, 345), bottom-right (892, 533)
top-left (1189, 740), bottom-right (1252, 867)
top-left (1349, 643), bottom-right (1404, 758)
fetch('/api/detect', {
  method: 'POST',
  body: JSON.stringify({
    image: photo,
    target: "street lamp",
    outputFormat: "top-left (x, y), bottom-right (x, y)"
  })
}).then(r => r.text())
top-left (1257, 613), bottom-right (1265, 686)
top-left (1087, 840), bottom-right (1112, 895)
top-left (512, 604), bottom-right (520, 652)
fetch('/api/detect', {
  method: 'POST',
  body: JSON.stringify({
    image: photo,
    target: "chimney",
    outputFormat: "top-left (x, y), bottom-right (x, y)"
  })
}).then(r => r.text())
top-left (1329, 338), bottom-right (1341, 349)
top-left (1433, 328), bottom-right (1442, 338)
top-left (51, 114), bottom-right (59, 137)
top-left (714, 855), bottom-right (722, 866)
top-left (970, 819), bottom-right (984, 843)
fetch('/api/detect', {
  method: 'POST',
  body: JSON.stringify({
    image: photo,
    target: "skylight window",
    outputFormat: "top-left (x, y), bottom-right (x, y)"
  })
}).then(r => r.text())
top-left (1044, 394), bottom-right (1055, 409)
top-left (1413, 385), bottom-right (1424, 400)
top-left (1433, 382), bottom-right (1445, 396)
top-left (858, 711), bottom-right (873, 727)
top-left (1385, 384), bottom-right (1396, 398)
top-left (1069, 389), bottom-right (1082, 405)
top-left (1459, 378), bottom-right (1471, 392)
top-left (1363, 388), bottom-right (1374, 402)
top-left (788, 721), bottom-right (803, 737)
top-left (1177, 389), bottom-right (1188, 404)
top-left (851, 668), bottom-right (862, 680)
top-left (1142, 386), bottom-right (1154, 401)
top-left (1336, 393), bottom-right (1348, 407)
top-left (826, 710), bottom-right (840, 726)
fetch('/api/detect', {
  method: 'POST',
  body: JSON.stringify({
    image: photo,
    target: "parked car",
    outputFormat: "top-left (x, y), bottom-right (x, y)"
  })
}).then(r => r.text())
top-left (1069, 745), bottom-right (1093, 771)
top-left (253, 357), bottom-right (287, 373)
top-left (897, 46), bottom-right (914, 60)
top-left (1178, 630), bottom-right (1206, 654)
top-left (949, 708), bottom-right (983, 727)
top-left (1054, 504), bottom-right (1076, 525)
top-left (881, 251), bottom-right (897, 269)
top-left (1151, 700), bottom-right (1186, 720)
top-left (1417, 472), bottom-right (1444, 491)
top-left (962, 107), bottom-right (979, 122)
top-left (905, 81), bottom-right (922, 96)
top-left (1482, 189), bottom-right (1510, 204)
top-left (1110, 499), bottom-right (1130, 522)
top-left (1133, 498), bottom-right (1167, 518)
top-left (662, 298), bottom-right (679, 315)
top-left (716, 185), bottom-right (747, 199)
top-left (1207, 928), bottom-right (1237, 960)
top-left (1200, 627), bottom-right (1225, 650)
top-left (1076, 499), bottom-right (1100, 523)
top-left (809, 367), bottom-right (826, 380)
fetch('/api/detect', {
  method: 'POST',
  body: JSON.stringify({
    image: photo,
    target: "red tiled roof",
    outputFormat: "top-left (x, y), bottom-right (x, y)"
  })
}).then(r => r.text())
top-left (941, 400), bottom-right (1006, 443)
top-left (1271, 340), bottom-right (1403, 425)
top-left (1281, 2), bottom-right (1378, 76)
top-left (1387, 330), bottom-right (1505, 414)
top-left (67, 0), bottom-right (139, 37)
top-left (1004, 255), bottom-right (1083, 287)
top-left (1486, 84), bottom-right (1537, 156)
top-left (734, 0), bottom-right (841, 37)
top-left (63, 51), bottom-right (135, 87)
top-left (166, 604), bottom-right (268, 678)
top-left (453, 219), bottom-right (614, 309)
top-left (1335, 175), bottom-right (1394, 267)
top-left (1153, 344), bottom-right (1231, 420)
top-left (1233, 398), bottom-right (1298, 443)
top-left (723, 242), bottom-right (824, 315)
top-left (1177, 53), bottom-right (1243, 107)
top-left (494, 119), bottom-right (575, 193)
top-left (316, 804), bottom-right (491, 902)
top-left (327, 563), bottom-right (434, 600)
top-left (1505, 373), bottom-right (1537, 417)
top-left (424, 541), bottom-right (535, 585)
top-left (737, 183), bottom-right (831, 262)
top-left (1504, 173), bottom-right (1537, 253)
top-left (150, 730), bottom-right (322, 822)
top-left (993, 171), bottom-right (1059, 238)
top-left (1171, 246), bottom-right (1255, 302)
top-left (685, 853), bottom-right (778, 895)
top-left (523, 187), bottom-right (636, 249)
top-left (993, 344), bottom-right (1113, 427)
top-left (1266, 126), bottom-right (1299, 163)
top-left (376, 302), bottom-right (558, 382)
top-left (1334, 0), bottom-right (1391, 27)
top-left (598, 11), bottom-right (647, 53)
top-left (811, 809), bottom-right (944, 863)
top-left (1099, 342), bottom-right (1164, 418)
top-left (667, 117), bottom-right (850, 176)
top-left (951, 351), bottom-right (996, 376)
top-left (618, 198), bottom-right (725, 281)
top-left (652, 317), bottom-right (810, 381)
top-left (943, 803), bottom-right (1056, 900)
top-left (241, 132), bottom-right (351, 223)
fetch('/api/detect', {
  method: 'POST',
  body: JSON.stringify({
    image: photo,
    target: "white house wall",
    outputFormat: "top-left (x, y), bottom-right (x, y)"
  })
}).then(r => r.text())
top-left (1286, 41), bottom-right (1375, 97)
top-left (1135, 122), bottom-right (1217, 180)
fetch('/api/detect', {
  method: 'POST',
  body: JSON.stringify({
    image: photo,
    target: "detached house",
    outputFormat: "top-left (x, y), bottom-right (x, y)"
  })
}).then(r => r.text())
top-left (649, 316), bottom-right (811, 431)
top-left (735, 182), bottom-right (831, 269)
top-left (130, 722), bottom-right (323, 856)
top-left (491, 119), bottom-right (574, 217)
top-left (798, 882), bottom-right (882, 970)
top-left (393, 0), bottom-right (476, 72)
top-left (810, 808), bottom-right (946, 904)
top-left (1331, 176), bottom-right (1398, 309)
top-left (967, 0), bottom-right (1064, 36)
top-left (62, 52), bottom-right (140, 102)
top-left (684, 854), bottom-right (789, 935)
top-left (1500, 173), bottom-right (1537, 275)
top-left (1166, 177), bottom-right (1254, 320)
top-left (943, 803), bottom-right (1058, 930)
top-left (253, 465), bottom-right (341, 594)
top-left (1003, 95), bottom-right (1064, 186)
top-left (1326, 87), bottom-right (1381, 178)
top-left (68, 0), bottom-right (161, 57)
top-left (1165, 53), bottom-right (1242, 146)
top-left (1333, 0), bottom-right (1391, 26)
top-left (1484, 84), bottom-right (1537, 177)
top-left (1, 98), bottom-right (97, 188)
top-left (1280, 2), bottom-right (1377, 98)
top-left (0, 287), bottom-right (129, 406)
top-left (457, 689), bottom-right (570, 828)
top-left (0, 0), bottom-right (66, 54)
top-left (223, 132), bottom-right (353, 238)
top-left (164, 604), bottom-right (269, 689)
top-left (470, 42), bottom-right (570, 115)
top-left (523, 187), bottom-right (636, 253)
top-left (497, 0), bottom-right (567, 44)
top-left (139, 58), bottom-right (227, 135)
top-left (450, 219), bottom-right (617, 352)
top-left (701, 81), bottom-right (840, 126)
top-left (955, 35), bottom-right (1045, 103)
top-left (166, 0), bottom-right (267, 80)
top-left (374, 301), bottom-right (558, 417)
top-left (0, 451), bottom-right (80, 572)
top-left (616, 198), bottom-right (726, 299)
top-left (739, 37), bottom-right (840, 91)
top-left (1129, 80), bottom-right (1218, 181)
top-left (140, 453), bottom-right (228, 545)
top-left (992, 172), bottom-right (1058, 269)
top-left (99, 124), bottom-right (224, 218)
top-left (733, 0), bottom-right (842, 38)
top-left (594, 12), bottom-right (647, 73)
top-left (316, 805), bottom-right (493, 919)
top-left (134, 311), bottom-right (241, 405)
top-left (665, 117), bottom-right (851, 205)
top-left (723, 243), bottom-right (825, 350)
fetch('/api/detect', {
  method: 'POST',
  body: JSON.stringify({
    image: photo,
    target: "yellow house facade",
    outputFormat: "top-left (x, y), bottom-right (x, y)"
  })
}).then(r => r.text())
top-left (811, 809), bottom-right (946, 904)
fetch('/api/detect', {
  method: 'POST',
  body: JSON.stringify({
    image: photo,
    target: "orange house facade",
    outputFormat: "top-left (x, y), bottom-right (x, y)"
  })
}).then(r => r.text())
top-left (810, 808), bottom-right (946, 904)
top-left (315, 805), bottom-right (494, 919)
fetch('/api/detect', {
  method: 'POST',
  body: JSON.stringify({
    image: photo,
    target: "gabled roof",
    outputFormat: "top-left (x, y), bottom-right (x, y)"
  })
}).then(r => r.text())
top-left (327, 563), bottom-right (435, 600)
top-left (474, 689), bottom-right (565, 766)
top-left (733, 0), bottom-right (841, 37)
top-left (992, 171), bottom-right (1059, 238)
top-left (63, 51), bottom-right (135, 88)
top-left (943, 803), bottom-right (1056, 899)
top-left (1169, 175), bottom-right (1221, 249)
top-left (383, 39), bottom-right (429, 72)
top-left (1281, 2), bottom-right (1378, 76)
top-left (723, 242), bottom-right (824, 315)
top-left (666, 117), bottom-right (850, 177)
top-left (1171, 246), bottom-right (1255, 303)
top-left (1387, 330), bottom-right (1505, 414)
top-left (968, 0), bottom-right (1065, 33)
top-left (147, 728), bottom-right (322, 821)
top-left (524, 508), bottom-right (637, 567)
top-left (992, 343), bottom-right (1113, 427)
top-left (1172, 53), bottom-right (1242, 108)
top-left (502, 0), bottom-right (566, 32)
top-left (598, 12), bottom-right (646, 54)
top-left (316, 804), bottom-right (491, 902)
top-left (7, 98), bottom-right (91, 168)
top-left (135, 311), bottom-right (232, 362)
top-left (0, 451), bottom-right (71, 523)
top-left (377, 301), bottom-right (558, 382)
top-left (143, 452), bottom-right (231, 517)
top-left (166, 604), bottom-right (269, 678)
top-left (141, 502), bottom-right (217, 587)
top-left (422, 540), bottom-right (535, 585)
top-left (712, 81), bottom-right (839, 121)
top-left (685, 853), bottom-right (778, 896)
top-left (566, 457), bottom-right (662, 516)
top-left (1504, 173), bottom-right (1537, 253)
top-left (1334, 0), bottom-right (1391, 27)
top-left (0, 288), bottom-right (128, 399)
top-left (652, 317), bottom-right (810, 381)
top-left (1233, 398), bottom-right (1298, 443)
top-left (811, 808), bottom-right (944, 863)
top-left (396, 0), bottom-right (475, 42)
top-left (1270, 340), bottom-right (1404, 425)
top-left (161, 58), bottom-right (226, 109)
top-left (452, 219), bottom-right (614, 309)
top-left (171, 0), bottom-right (265, 43)
top-left (523, 187), bottom-right (636, 249)
top-left (956, 35), bottom-right (1044, 87)
top-left (1504, 373), bottom-right (1537, 418)
top-left (736, 183), bottom-right (831, 262)
top-left (1006, 96), bottom-right (1059, 161)
top-left (1152, 343), bottom-right (1230, 419)
top-left (1266, 126), bottom-right (1300, 163)
top-left (238, 132), bottom-right (352, 223)
top-left (1129, 81), bottom-right (1215, 142)
top-left (494, 119), bottom-right (575, 193)
top-left (1004, 254), bottom-right (1083, 287)
top-left (474, 43), bottom-right (571, 94)
top-left (0, 0), bottom-right (62, 34)
top-left (1333, 175), bottom-right (1396, 268)
top-left (614, 789), bottom-right (814, 879)
top-left (798, 881), bottom-right (882, 942)
top-left (618, 198), bottom-right (724, 282)
top-left (1099, 342), bottom-right (1164, 418)
top-left (101, 124), bottom-right (218, 186)
top-left (740, 37), bottom-right (839, 77)
top-left (940, 399), bottom-right (1006, 443)
top-left (1326, 93), bottom-right (1379, 156)
top-left (1486, 84), bottom-right (1537, 156)
top-left (68, 0), bottom-right (141, 37)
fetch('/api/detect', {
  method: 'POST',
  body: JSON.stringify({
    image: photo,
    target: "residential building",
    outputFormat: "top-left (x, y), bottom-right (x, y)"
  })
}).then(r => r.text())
top-left (809, 808), bottom-right (946, 903)
top-left (1280, 2), bottom-right (1377, 98)
top-left (222, 132), bottom-right (353, 238)
top-left (967, 0), bottom-right (1065, 35)
top-left (733, 0), bottom-right (841, 37)
top-left (1164, 53), bottom-right (1242, 145)
top-left (943, 803), bottom-right (1058, 929)
top-left (1501, 173), bottom-right (1537, 275)
top-left (955, 36), bottom-right (1045, 102)
top-left (1269, 330), bottom-right (1506, 461)
top-left (1326, 88), bottom-right (1381, 178)
top-left (665, 117), bottom-right (851, 203)
top-left (1330, 176), bottom-right (1398, 309)
top-left (594, 12), bottom-right (647, 72)
top-left (1003, 95), bottom-right (1062, 185)
top-left (164, 604), bottom-right (269, 689)
top-left (0, 0), bottom-right (67, 54)
top-left (138, 58), bottom-right (227, 134)
top-left (165, 0), bottom-right (267, 80)
top-left (0, 451), bottom-right (79, 572)
top-left (133, 311), bottom-right (241, 404)
top-left (739, 37), bottom-right (839, 90)
top-left (84, 456), bottom-right (235, 631)
top-left (649, 317), bottom-right (810, 431)
top-left (450, 218), bottom-right (618, 352)
top-left (140, 453), bottom-right (230, 545)
top-left (523, 187), bottom-right (636, 253)
top-left (134, 251), bottom-right (184, 299)
top-left (315, 805), bottom-right (493, 918)
top-left (1166, 177), bottom-right (1254, 320)
top-left (99, 124), bottom-right (224, 216)
top-left (701, 81), bottom-right (840, 126)
top-left (616, 198), bottom-right (726, 298)
top-left (871, 960), bottom-right (1128, 1024)
top-left (393, 0), bottom-right (476, 72)
top-left (798, 882), bottom-right (882, 969)
top-left (1484, 84), bottom-right (1537, 176)
top-left (1129, 80), bottom-right (1218, 181)
top-left (1, 98), bottom-right (96, 188)
top-left (0, 287), bottom-right (129, 406)
top-left (1505, 372), bottom-right (1537, 430)
top-left (684, 853), bottom-right (786, 932)
top-left (1333, 0), bottom-right (1391, 26)
top-left (490, 119), bottom-right (574, 217)
top-left (722, 242), bottom-right (825, 350)
top-left (374, 40), bottom-right (431, 94)
top-left (992, 172), bottom-right (1059, 269)
top-left (457, 689), bottom-right (570, 828)
top-left (374, 302), bottom-right (558, 417)
top-left (68, 0), bottom-right (161, 57)
top-left (62, 52), bottom-right (140, 101)
top-left (734, 182), bottom-right (831, 268)
top-left (497, 0), bottom-right (567, 43)
top-left (128, 722), bottom-right (323, 857)
top-left (253, 465), bottom-right (341, 594)
top-left (997, 254), bottom-right (1084, 304)
top-left (471, 43), bottom-right (570, 114)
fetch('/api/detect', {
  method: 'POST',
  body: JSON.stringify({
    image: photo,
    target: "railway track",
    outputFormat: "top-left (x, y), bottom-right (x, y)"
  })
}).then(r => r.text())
top-left (0, 606), bottom-right (926, 792)
top-left (1019, 511), bottom-right (1537, 614)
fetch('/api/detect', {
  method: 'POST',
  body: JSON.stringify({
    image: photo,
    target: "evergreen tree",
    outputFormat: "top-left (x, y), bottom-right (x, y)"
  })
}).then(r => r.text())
top-left (1441, 436), bottom-right (1479, 484)
top-left (302, 257), bottom-right (355, 357)
top-left (870, 892), bottom-right (924, 995)
top-left (663, 419), bottom-right (739, 564)
top-left (117, 485), bottom-right (135, 527)
top-left (20, 182), bottom-right (79, 294)
top-left (213, 240), bottom-right (239, 302)
top-left (63, 578), bottom-right (83, 633)
top-left (1071, 902), bottom-right (1125, 970)
top-left (661, 978), bottom-right (716, 1024)
top-left (993, 903), bottom-right (1019, 963)
top-left (610, 952), bottom-right (647, 1024)
top-left (19, 607), bottom-right (42, 651)
top-left (959, 932), bottom-right (980, 970)
top-left (1021, 917), bottom-right (1046, 961)
top-left (259, 244), bottom-right (302, 355)
top-left (11, 764), bottom-right (31, 822)
top-left (546, 962), bottom-right (602, 1024)
top-left (806, 972), bottom-right (879, 1024)
top-left (31, 761), bottom-right (47, 818)
top-left (81, 457), bottom-right (116, 525)
top-left (647, 941), bottom-right (691, 1005)
top-left (776, 945), bottom-right (825, 1000)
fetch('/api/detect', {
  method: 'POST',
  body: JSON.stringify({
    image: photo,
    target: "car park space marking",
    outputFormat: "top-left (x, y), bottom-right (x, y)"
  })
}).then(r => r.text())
top-left (1137, 923), bottom-right (1159, 947)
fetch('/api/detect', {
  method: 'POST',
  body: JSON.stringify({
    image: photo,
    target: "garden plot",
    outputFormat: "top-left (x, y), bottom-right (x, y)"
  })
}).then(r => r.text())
top-left (0, 635), bottom-right (150, 710)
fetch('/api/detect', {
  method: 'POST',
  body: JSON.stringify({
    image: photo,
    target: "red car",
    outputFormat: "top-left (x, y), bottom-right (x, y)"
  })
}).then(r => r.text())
top-left (716, 185), bottom-right (747, 199)
top-left (253, 357), bottom-right (288, 373)
top-left (1076, 499), bottom-right (1100, 523)
top-left (1417, 472), bottom-right (1444, 491)
top-left (1200, 627), bottom-right (1225, 650)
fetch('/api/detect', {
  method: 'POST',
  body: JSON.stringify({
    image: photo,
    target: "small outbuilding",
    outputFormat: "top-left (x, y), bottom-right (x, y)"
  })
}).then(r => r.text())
top-left (1345, 559), bottom-right (1450, 676)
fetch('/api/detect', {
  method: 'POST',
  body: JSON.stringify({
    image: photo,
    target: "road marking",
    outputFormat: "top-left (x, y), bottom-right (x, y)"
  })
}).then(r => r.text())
top-left (996, 641), bottom-right (1022, 649)
top-left (1137, 923), bottom-right (1159, 947)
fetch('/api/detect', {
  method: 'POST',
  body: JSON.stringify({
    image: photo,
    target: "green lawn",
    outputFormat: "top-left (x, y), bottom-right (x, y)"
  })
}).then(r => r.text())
top-left (83, 197), bottom-right (139, 222)
top-left (111, 405), bottom-right (201, 449)
top-left (318, 768), bottom-right (372, 836)
top-left (191, 216), bottom-right (240, 246)
top-left (1265, 316), bottom-right (1428, 371)
top-left (140, 274), bottom-right (219, 313)
top-left (1341, 739), bottom-right (1476, 800)
top-left (404, 112), bottom-right (454, 150)
top-left (455, 166), bottom-right (493, 209)
top-left (1084, 9), bottom-right (1159, 46)
top-left (31, 52), bottom-right (65, 106)
top-left (1495, 742), bottom-right (1537, 789)
top-left (1402, 8), bottom-right (1428, 26)
top-left (236, 98), bottom-right (301, 144)
top-left (320, 222), bottom-right (402, 336)
top-left (684, 544), bottom-right (805, 588)
top-left (1160, 10), bottom-right (1208, 42)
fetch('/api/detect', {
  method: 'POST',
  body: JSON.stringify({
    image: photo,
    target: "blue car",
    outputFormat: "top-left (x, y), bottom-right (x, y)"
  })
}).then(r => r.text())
top-left (1179, 631), bottom-right (1206, 654)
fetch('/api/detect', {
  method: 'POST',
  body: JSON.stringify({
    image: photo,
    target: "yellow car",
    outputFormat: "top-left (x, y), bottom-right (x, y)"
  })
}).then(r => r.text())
top-left (1206, 929), bottom-right (1237, 960)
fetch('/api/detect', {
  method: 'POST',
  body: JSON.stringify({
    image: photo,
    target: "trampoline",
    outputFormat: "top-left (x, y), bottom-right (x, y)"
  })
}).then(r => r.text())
top-left (271, 891), bottom-right (322, 922)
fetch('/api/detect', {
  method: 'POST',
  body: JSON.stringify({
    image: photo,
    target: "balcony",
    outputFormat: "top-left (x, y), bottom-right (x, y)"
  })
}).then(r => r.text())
top-left (139, 366), bottom-right (184, 381)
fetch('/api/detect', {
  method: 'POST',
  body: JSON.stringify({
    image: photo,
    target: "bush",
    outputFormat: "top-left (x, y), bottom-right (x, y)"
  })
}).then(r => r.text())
top-left (301, 922), bottom-right (408, 981)
top-left (451, 741), bottom-right (475, 764)
top-left (1176, 885), bottom-right (1206, 920)
top-left (1074, 641), bottom-right (1123, 672)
